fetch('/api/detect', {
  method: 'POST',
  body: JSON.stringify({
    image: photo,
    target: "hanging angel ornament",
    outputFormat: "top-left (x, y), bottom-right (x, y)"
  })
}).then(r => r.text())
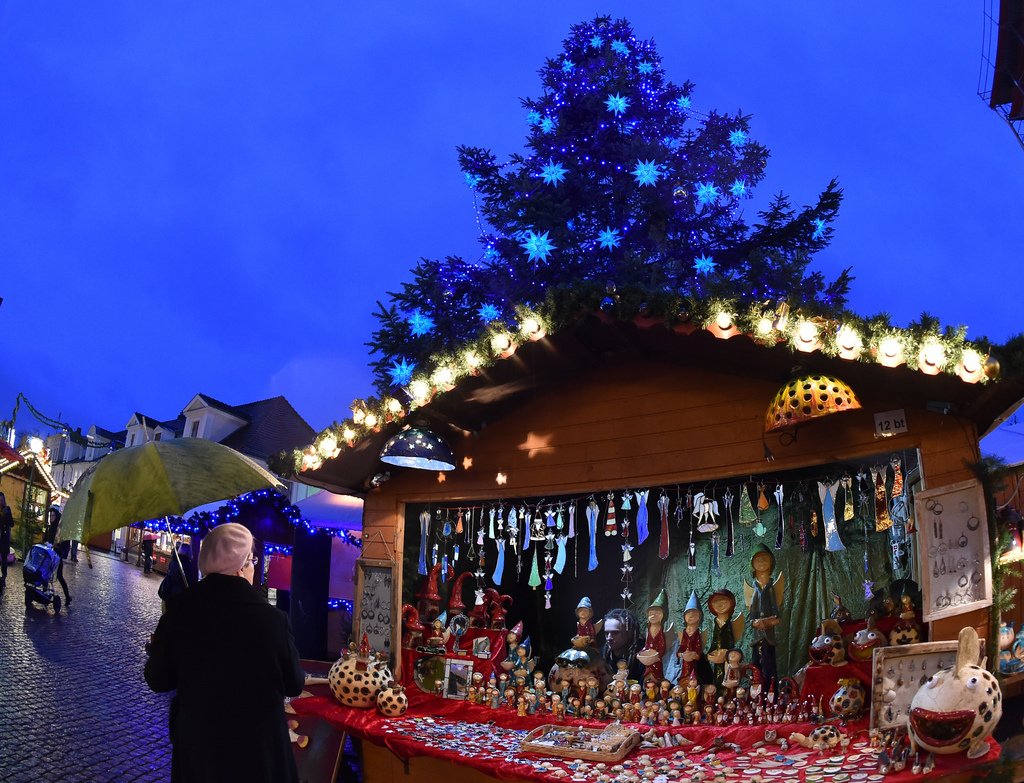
top-left (657, 491), bottom-right (671, 559)
top-left (507, 506), bottom-right (518, 554)
top-left (586, 499), bottom-right (600, 571)
top-left (634, 489), bottom-right (650, 545)
top-left (723, 488), bottom-right (735, 557)
top-left (842, 476), bottom-right (855, 521)
top-left (819, 479), bottom-right (846, 551)
top-left (418, 509), bottom-right (431, 575)
top-left (620, 491), bottom-right (632, 540)
top-left (773, 483), bottom-right (786, 551)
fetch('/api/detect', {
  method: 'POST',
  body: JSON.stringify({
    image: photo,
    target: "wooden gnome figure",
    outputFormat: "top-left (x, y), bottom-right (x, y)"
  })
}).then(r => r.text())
top-left (705, 589), bottom-right (744, 688)
top-left (638, 589), bottom-right (670, 683)
top-left (501, 621), bottom-right (525, 672)
top-left (744, 544), bottom-right (785, 688)
top-left (676, 591), bottom-right (709, 685)
top-left (401, 604), bottom-right (426, 650)
top-left (573, 596), bottom-right (604, 648)
top-left (416, 562), bottom-right (449, 625)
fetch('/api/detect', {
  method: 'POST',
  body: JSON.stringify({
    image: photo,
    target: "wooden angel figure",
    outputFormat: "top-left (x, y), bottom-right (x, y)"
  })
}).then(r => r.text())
top-left (638, 590), bottom-right (671, 683)
top-left (676, 591), bottom-right (711, 685)
top-left (705, 589), bottom-right (744, 689)
top-left (744, 544), bottom-right (784, 688)
top-left (572, 596), bottom-right (604, 649)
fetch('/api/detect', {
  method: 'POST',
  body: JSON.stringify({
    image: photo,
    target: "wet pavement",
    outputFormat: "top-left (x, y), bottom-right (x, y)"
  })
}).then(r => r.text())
top-left (0, 550), bottom-right (172, 782)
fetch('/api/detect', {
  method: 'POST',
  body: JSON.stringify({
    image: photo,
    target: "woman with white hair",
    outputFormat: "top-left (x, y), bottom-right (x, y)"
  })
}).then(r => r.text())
top-left (145, 523), bottom-right (304, 783)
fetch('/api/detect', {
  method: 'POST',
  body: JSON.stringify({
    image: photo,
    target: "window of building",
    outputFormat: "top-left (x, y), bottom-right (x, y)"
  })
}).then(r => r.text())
top-left (129, 433), bottom-right (135, 446)
top-left (154, 431), bottom-right (162, 441)
top-left (190, 421), bottom-right (200, 438)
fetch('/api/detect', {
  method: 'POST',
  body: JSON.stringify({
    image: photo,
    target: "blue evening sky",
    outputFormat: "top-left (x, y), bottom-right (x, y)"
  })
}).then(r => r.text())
top-left (1, 3), bottom-right (1021, 438)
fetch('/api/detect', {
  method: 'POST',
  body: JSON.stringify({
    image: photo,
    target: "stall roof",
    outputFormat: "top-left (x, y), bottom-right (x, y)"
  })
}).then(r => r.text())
top-left (300, 316), bottom-right (1024, 496)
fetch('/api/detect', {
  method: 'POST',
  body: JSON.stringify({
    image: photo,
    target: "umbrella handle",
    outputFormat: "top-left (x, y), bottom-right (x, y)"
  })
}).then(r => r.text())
top-left (170, 522), bottom-right (189, 589)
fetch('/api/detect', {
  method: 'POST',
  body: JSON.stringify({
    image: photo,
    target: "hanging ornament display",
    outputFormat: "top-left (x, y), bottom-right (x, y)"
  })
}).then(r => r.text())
top-left (738, 483), bottom-right (756, 527)
top-left (586, 499), bottom-right (600, 571)
top-left (554, 530), bottom-right (567, 573)
top-left (605, 492), bottom-right (618, 535)
top-left (621, 540), bottom-right (633, 604)
top-left (455, 509), bottom-right (464, 536)
top-left (842, 476), bottom-right (855, 521)
top-left (620, 491), bottom-right (632, 540)
top-left (507, 505), bottom-right (518, 555)
top-left (685, 491), bottom-right (697, 570)
top-left (418, 509), bottom-right (431, 575)
top-left (796, 486), bottom-right (809, 553)
top-left (492, 521), bottom-right (506, 585)
top-left (723, 488), bottom-right (735, 557)
top-left (773, 483), bottom-right (785, 551)
top-left (872, 465), bottom-right (893, 531)
top-left (820, 479), bottom-right (846, 551)
top-left (863, 507), bottom-right (873, 601)
top-left (711, 532), bottom-right (722, 578)
top-left (488, 507), bottom-right (496, 540)
top-left (566, 503), bottom-right (576, 538)
top-left (757, 483), bottom-right (770, 512)
top-left (542, 530), bottom-right (555, 608)
top-left (528, 544), bottom-right (541, 588)
top-left (634, 489), bottom-right (650, 544)
top-left (657, 491), bottom-right (671, 559)
top-left (694, 490), bottom-right (719, 533)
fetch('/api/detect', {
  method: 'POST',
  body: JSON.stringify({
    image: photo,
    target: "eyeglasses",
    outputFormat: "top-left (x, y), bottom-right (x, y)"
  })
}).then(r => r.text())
top-left (244, 554), bottom-right (258, 567)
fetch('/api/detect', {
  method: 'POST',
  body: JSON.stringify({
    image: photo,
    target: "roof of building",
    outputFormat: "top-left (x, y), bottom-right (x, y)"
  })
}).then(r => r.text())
top-left (194, 394), bottom-right (251, 421)
top-left (219, 396), bottom-right (316, 463)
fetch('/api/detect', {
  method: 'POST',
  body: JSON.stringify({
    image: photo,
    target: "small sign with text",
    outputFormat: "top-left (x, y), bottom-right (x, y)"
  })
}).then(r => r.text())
top-left (874, 409), bottom-right (907, 438)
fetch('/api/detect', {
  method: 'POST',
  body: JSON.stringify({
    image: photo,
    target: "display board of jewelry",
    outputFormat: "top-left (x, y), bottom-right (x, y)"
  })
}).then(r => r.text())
top-left (914, 478), bottom-right (992, 623)
top-left (520, 723), bottom-right (643, 761)
top-left (870, 638), bottom-right (985, 731)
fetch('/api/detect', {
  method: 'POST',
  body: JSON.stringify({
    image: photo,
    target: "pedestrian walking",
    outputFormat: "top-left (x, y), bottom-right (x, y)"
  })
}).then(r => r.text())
top-left (158, 540), bottom-right (197, 604)
top-left (43, 506), bottom-right (72, 608)
top-left (142, 530), bottom-right (158, 573)
top-left (145, 523), bottom-right (304, 783)
top-left (0, 491), bottom-right (13, 592)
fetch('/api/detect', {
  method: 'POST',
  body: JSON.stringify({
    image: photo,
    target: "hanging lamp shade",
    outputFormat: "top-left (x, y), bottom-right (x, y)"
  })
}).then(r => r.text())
top-left (379, 427), bottom-right (456, 471)
top-left (764, 373), bottom-right (861, 433)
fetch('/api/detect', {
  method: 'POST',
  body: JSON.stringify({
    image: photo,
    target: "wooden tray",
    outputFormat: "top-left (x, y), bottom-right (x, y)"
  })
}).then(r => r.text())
top-left (520, 724), bottom-right (642, 761)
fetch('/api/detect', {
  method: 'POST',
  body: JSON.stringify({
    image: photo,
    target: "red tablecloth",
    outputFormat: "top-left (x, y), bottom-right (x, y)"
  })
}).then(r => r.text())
top-left (292, 686), bottom-right (1000, 783)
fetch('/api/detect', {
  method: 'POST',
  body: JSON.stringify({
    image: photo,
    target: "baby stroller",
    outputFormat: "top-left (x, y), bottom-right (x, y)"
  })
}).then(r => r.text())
top-left (24, 542), bottom-right (63, 612)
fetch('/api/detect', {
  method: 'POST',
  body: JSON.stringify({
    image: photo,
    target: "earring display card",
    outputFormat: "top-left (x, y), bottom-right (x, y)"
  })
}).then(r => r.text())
top-left (914, 478), bottom-right (992, 623)
top-left (870, 639), bottom-right (985, 731)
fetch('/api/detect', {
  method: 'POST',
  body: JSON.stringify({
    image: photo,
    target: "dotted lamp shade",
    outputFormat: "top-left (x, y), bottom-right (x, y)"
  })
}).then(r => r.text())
top-left (764, 373), bottom-right (861, 433)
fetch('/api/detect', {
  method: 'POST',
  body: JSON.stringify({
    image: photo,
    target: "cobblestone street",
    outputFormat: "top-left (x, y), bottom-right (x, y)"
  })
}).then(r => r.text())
top-left (0, 550), bottom-right (172, 782)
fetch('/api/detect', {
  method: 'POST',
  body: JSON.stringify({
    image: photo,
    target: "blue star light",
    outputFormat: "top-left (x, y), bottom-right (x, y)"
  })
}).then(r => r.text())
top-left (605, 93), bottom-right (629, 116)
top-left (676, 95), bottom-right (691, 110)
top-left (562, 58), bottom-right (575, 73)
top-left (464, 172), bottom-right (481, 188)
top-left (388, 359), bottom-right (416, 387)
top-left (638, 61), bottom-right (653, 74)
top-left (526, 109), bottom-right (541, 126)
top-left (408, 309), bottom-right (435, 337)
top-left (730, 180), bottom-right (748, 198)
top-left (478, 304), bottom-right (500, 322)
top-left (539, 160), bottom-right (568, 185)
top-left (598, 227), bottom-right (622, 249)
top-left (729, 129), bottom-right (749, 147)
top-left (483, 245), bottom-right (499, 259)
top-left (693, 255), bottom-right (717, 274)
top-left (590, 35), bottom-right (603, 48)
top-left (539, 116), bottom-right (555, 134)
top-left (520, 230), bottom-right (556, 261)
top-left (611, 39), bottom-right (629, 56)
top-left (631, 159), bottom-right (662, 187)
top-left (696, 182), bottom-right (721, 205)
top-left (812, 218), bottom-right (826, 240)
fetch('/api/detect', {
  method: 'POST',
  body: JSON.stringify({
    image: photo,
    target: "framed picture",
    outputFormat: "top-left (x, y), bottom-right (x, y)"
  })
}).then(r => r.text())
top-left (914, 479), bottom-right (992, 622)
top-left (443, 657), bottom-right (474, 700)
top-left (472, 636), bottom-right (491, 659)
top-left (870, 638), bottom-right (985, 731)
top-left (353, 559), bottom-right (398, 668)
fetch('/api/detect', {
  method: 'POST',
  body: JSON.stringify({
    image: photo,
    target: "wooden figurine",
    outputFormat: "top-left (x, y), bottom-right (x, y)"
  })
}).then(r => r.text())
top-left (744, 545), bottom-right (784, 687)
top-left (676, 591), bottom-right (710, 685)
top-left (638, 590), bottom-right (670, 683)
top-left (573, 596), bottom-right (603, 648)
top-left (706, 589), bottom-right (744, 688)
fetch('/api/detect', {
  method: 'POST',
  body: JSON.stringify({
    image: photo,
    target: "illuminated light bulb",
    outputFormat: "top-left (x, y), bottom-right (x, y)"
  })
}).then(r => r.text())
top-left (465, 352), bottom-right (480, 369)
top-left (880, 338), bottom-right (900, 358)
top-left (351, 406), bottom-right (365, 425)
top-left (409, 380), bottom-right (430, 401)
top-left (433, 367), bottom-right (454, 387)
top-left (492, 333), bottom-right (512, 353)
top-left (715, 312), bottom-right (733, 330)
top-left (756, 317), bottom-right (773, 335)
top-left (922, 342), bottom-right (945, 368)
top-left (961, 350), bottom-right (981, 374)
top-left (318, 436), bottom-right (338, 457)
top-left (363, 412), bottom-right (378, 429)
top-left (521, 318), bottom-right (540, 335)
top-left (797, 321), bottom-right (817, 342)
top-left (387, 398), bottom-right (402, 414)
top-left (837, 325), bottom-right (860, 352)
top-left (342, 428), bottom-right (355, 440)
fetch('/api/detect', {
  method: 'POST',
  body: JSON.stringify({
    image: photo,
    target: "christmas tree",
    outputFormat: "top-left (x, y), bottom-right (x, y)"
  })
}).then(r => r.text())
top-left (369, 15), bottom-right (851, 395)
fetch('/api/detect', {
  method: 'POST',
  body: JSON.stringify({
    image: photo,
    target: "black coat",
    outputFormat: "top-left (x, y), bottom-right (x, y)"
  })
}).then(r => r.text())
top-left (145, 574), bottom-right (305, 783)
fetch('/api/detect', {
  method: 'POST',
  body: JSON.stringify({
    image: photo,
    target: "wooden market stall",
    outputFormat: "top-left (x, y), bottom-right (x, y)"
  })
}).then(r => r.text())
top-left (294, 314), bottom-right (1024, 782)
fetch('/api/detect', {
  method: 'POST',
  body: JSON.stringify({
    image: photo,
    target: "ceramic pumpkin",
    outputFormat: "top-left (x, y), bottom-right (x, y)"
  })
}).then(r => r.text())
top-left (829, 677), bottom-right (867, 722)
top-left (909, 627), bottom-right (1001, 759)
top-left (376, 681), bottom-right (409, 717)
top-left (328, 646), bottom-right (393, 708)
